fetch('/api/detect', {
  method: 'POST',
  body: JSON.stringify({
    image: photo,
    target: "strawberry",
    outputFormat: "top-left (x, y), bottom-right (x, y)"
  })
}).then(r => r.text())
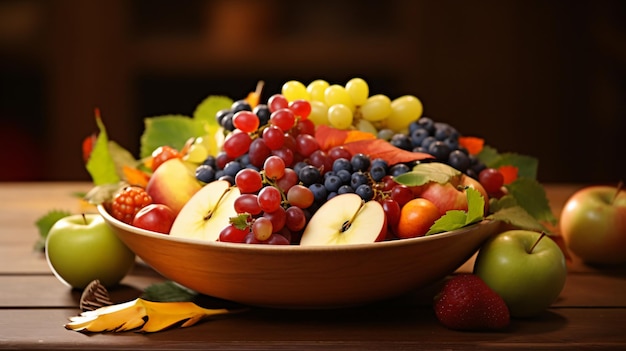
top-left (434, 273), bottom-right (510, 331)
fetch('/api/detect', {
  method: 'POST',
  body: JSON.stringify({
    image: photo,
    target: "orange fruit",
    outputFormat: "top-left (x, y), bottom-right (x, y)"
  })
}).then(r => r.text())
top-left (394, 198), bottom-right (441, 239)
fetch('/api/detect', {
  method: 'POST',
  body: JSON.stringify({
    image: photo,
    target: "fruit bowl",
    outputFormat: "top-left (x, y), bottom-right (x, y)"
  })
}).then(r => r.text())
top-left (98, 205), bottom-right (501, 309)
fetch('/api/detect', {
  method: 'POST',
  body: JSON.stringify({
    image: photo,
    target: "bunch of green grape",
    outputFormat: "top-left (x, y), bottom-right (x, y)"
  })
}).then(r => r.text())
top-left (281, 78), bottom-right (424, 134)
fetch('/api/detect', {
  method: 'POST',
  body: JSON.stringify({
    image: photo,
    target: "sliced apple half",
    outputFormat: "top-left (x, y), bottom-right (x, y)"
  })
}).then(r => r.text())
top-left (300, 193), bottom-right (387, 246)
top-left (169, 180), bottom-right (240, 241)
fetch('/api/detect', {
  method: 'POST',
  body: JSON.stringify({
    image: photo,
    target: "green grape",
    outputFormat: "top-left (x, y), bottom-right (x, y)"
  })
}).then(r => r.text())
top-left (355, 118), bottom-right (377, 135)
top-left (183, 143), bottom-right (209, 163)
top-left (324, 85), bottom-right (354, 111)
top-left (360, 94), bottom-right (392, 122)
top-left (345, 78), bottom-right (369, 106)
top-left (308, 100), bottom-right (330, 126)
top-left (282, 80), bottom-right (310, 102)
top-left (327, 104), bottom-right (353, 130)
top-left (386, 95), bottom-right (424, 132)
top-left (307, 79), bottom-right (329, 102)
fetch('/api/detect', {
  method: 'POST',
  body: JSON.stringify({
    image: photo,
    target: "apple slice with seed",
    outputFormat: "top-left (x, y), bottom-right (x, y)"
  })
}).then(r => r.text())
top-left (169, 180), bottom-right (240, 241)
top-left (300, 194), bottom-right (387, 246)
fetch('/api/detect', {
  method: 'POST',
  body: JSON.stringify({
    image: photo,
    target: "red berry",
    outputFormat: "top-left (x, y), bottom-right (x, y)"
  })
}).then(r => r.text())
top-left (479, 168), bottom-right (505, 194)
top-left (110, 186), bottom-right (153, 224)
top-left (434, 274), bottom-right (510, 331)
top-left (151, 145), bottom-right (181, 172)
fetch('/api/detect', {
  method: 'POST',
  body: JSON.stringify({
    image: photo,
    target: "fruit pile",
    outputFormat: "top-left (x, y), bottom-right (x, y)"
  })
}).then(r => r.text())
top-left (85, 78), bottom-right (553, 248)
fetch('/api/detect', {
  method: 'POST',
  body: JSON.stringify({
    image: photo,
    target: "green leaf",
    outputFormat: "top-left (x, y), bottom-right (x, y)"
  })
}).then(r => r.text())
top-left (506, 178), bottom-right (557, 225)
top-left (139, 115), bottom-right (206, 159)
top-left (193, 95), bottom-right (232, 125)
top-left (141, 281), bottom-right (197, 302)
top-left (34, 209), bottom-right (72, 251)
top-left (395, 162), bottom-right (462, 187)
top-left (491, 153), bottom-right (538, 180)
top-left (488, 206), bottom-right (548, 233)
top-left (426, 187), bottom-right (485, 235)
top-left (85, 117), bottom-right (121, 185)
top-left (427, 210), bottom-right (468, 235)
top-left (229, 213), bottom-right (251, 230)
top-left (465, 187), bottom-right (485, 225)
top-left (108, 140), bottom-right (141, 178)
top-left (488, 194), bottom-right (519, 213)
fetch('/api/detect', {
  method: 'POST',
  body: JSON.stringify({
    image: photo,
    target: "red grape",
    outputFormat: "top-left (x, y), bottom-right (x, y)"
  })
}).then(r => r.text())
top-left (219, 224), bottom-right (249, 243)
top-left (271, 147), bottom-right (294, 167)
top-left (232, 111), bottom-right (260, 133)
top-left (248, 138), bottom-right (271, 168)
top-left (285, 206), bottom-right (306, 232)
top-left (479, 168), bottom-right (505, 194)
top-left (235, 168), bottom-right (263, 194)
top-left (390, 184), bottom-right (414, 207)
top-left (288, 99), bottom-right (312, 119)
top-left (328, 146), bottom-right (352, 161)
top-left (381, 198), bottom-right (401, 228)
top-left (252, 217), bottom-right (273, 241)
top-left (268, 94), bottom-right (289, 112)
top-left (276, 168), bottom-right (298, 193)
top-left (287, 184), bottom-right (314, 209)
top-left (264, 155), bottom-right (286, 179)
top-left (234, 194), bottom-right (262, 215)
top-left (270, 108), bottom-right (296, 132)
top-left (223, 131), bottom-right (252, 158)
top-left (262, 125), bottom-right (285, 150)
top-left (263, 206), bottom-right (286, 232)
top-left (295, 134), bottom-right (320, 157)
top-left (257, 186), bottom-right (282, 213)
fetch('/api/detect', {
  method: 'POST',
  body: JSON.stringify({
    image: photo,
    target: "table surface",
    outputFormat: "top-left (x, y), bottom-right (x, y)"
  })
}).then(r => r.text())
top-left (1, 182), bottom-right (625, 350)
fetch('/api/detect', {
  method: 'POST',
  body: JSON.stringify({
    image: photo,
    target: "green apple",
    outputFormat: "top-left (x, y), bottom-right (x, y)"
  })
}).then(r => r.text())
top-left (559, 185), bottom-right (626, 265)
top-left (145, 158), bottom-right (203, 216)
top-left (45, 213), bottom-right (136, 289)
top-left (473, 230), bottom-right (567, 318)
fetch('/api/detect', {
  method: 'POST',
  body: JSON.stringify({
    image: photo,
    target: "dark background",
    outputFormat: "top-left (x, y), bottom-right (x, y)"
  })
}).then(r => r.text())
top-left (1, 0), bottom-right (624, 183)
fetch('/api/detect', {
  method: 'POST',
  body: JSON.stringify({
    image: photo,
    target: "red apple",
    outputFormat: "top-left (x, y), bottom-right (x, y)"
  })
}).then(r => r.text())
top-left (132, 203), bottom-right (176, 234)
top-left (559, 185), bottom-right (626, 265)
top-left (416, 174), bottom-right (489, 217)
top-left (145, 158), bottom-right (203, 215)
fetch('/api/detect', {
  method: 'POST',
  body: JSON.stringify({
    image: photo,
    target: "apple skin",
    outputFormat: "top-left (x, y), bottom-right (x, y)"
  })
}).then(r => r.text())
top-left (45, 214), bottom-right (136, 289)
top-left (473, 230), bottom-right (567, 318)
top-left (145, 158), bottom-right (202, 215)
top-left (416, 174), bottom-right (489, 217)
top-left (132, 203), bottom-right (176, 234)
top-left (559, 185), bottom-right (626, 265)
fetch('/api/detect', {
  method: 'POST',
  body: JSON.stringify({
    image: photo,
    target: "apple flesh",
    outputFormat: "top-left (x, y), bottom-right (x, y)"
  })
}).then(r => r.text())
top-left (559, 185), bottom-right (626, 265)
top-left (132, 203), bottom-right (176, 234)
top-left (45, 214), bottom-right (136, 289)
top-left (300, 193), bottom-right (387, 245)
top-left (145, 158), bottom-right (202, 216)
top-left (473, 230), bottom-right (567, 318)
top-left (415, 174), bottom-right (489, 217)
top-left (169, 180), bottom-right (241, 241)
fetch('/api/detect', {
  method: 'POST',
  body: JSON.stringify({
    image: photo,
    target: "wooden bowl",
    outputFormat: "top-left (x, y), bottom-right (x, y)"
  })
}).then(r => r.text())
top-left (98, 205), bottom-right (500, 309)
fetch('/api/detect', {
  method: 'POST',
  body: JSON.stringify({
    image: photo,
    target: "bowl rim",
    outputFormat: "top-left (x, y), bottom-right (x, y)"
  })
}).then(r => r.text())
top-left (97, 204), bottom-right (495, 254)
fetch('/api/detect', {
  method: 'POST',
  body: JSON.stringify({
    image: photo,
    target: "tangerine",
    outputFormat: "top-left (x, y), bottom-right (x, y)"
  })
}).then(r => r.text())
top-left (394, 198), bottom-right (441, 239)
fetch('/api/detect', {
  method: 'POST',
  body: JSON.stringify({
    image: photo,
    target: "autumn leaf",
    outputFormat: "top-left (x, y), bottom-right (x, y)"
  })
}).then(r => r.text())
top-left (314, 125), bottom-right (376, 151)
top-left (458, 136), bottom-right (484, 155)
top-left (342, 139), bottom-right (433, 165)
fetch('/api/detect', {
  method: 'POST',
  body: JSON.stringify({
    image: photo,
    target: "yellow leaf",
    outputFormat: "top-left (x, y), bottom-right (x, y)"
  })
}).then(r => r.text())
top-left (65, 298), bottom-right (240, 333)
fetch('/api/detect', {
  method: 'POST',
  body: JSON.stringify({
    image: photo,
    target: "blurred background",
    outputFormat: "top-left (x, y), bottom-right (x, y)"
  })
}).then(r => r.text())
top-left (0, 0), bottom-right (624, 183)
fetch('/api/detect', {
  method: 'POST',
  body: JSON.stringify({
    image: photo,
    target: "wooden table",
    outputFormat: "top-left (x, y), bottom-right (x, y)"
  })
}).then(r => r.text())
top-left (1, 182), bottom-right (625, 350)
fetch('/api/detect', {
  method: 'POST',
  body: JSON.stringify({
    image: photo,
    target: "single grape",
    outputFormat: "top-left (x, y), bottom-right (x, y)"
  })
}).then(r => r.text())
top-left (184, 143), bottom-right (209, 164)
top-left (231, 99), bottom-right (252, 113)
top-left (270, 108), bottom-right (296, 132)
top-left (390, 134), bottom-right (412, 151)
top-left (355, 119), bottom-right (378, 134)
top-left (268, 94), bottom-right (289, 112)
top-left (327, 104), bottom-right (353, 129)
top-left (287, 184), bottom-right (314, 209)
top-left (350, 171), bottom-right (369, 189)
top-left (428, 141), bottom-right (451, 160)
top-left (309, 183), bottom-right (327, 203)
top-left (350, 153), bottom-right (371, 172)
top-left (296, 119), bottom-right (315, 136)
top-left (324, 84), bottom-right (354, 110)
top-left (223, 161), bottom-right (243, 178)
top-left (381, 198), bottom-right (401, 228)
top-left (307, 79), bottom-right (330, 102)
top-left (288, 99), bottom-right (312, 119)
top-left (447, 149), bottom-right (471, 173)
top-left (360, 94), bottom-right (392, 122)
top-left (390, 184), bottom-right (413, 207)
top-left (253, 104), bottom-right (271, 126)
top-left (219, 112), bottom-right (235, 131)
top-left (248, 138), bottom-right (271, 168)
top-left (219, 224), bottom-right (249, 243)
top-left (328, 146), bottom-right (352, 161)
top-left (299, 165), bottom-right (322, 186)
top-left (232, 111), bottom-right (260, 133)
top-left (336, 169), bottom-right (352, 184)
top-left (332, 158), bottom-right (352, 173)
top-left (377, 128), bottom-right (395, 141)
top-left (345, 77), bottom-right (369, 106)
top-left (386, 95), bottom-right (423, 132)
top-left (257, 186), bottom-right (282, 213)
top-left (370, 165), bottom-right (387, 182)
top-left (295, 134), bottom-right (320, 157)
top-left (479, 168), bottom-right (505, 194)
top-left (307, 100), bottom-right (330, 126)
top-left (285, 206), bottom-right (307, 232)
top-left (252, 217), bottom-right (273, 241)
top-left (324, 174), bottom-right (342, 193)
top-left (282, 80), bottom-right (310, 101)
top-left (410, 128), bottom-right (430, 148)
top-left (235, 168), bottom-right (263, 193)
top-left (262, 125), bottom-right (285, 150)
top-left (195, 164), bottom-right (216, 183)
top-left (338, 184), bottom-right (354, 194)
top-left (234, 194), bottom-right (263, 215)
top-left (223, 131), bottom-right (252, 159)
top-left (264, 155), bottom-right (286, 179)
top-left (355, 184), bottom-right (374, 201)
top-left (308, 150), bottom-right (333, 174)
top-left (389, 163), bottom-right (410, 177)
